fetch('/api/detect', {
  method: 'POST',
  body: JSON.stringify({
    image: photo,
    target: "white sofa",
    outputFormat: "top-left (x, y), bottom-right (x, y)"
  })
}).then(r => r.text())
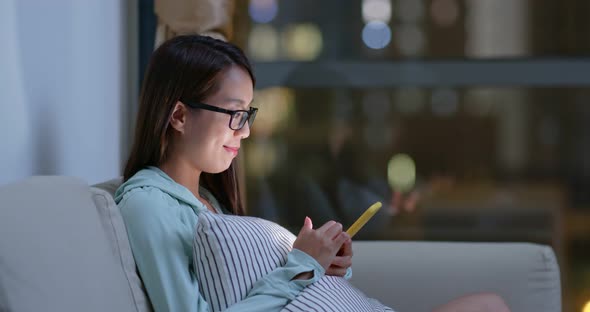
top-left (0, 176), bottom-right (562, 311)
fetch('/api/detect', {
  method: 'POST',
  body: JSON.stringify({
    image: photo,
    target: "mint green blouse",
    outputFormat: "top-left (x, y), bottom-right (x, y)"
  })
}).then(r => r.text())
top-left (115, 167), bottom-right (328, 312)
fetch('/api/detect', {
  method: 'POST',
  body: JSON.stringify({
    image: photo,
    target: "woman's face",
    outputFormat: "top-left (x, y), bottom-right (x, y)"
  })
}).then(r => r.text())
top-left (179, 65), bottom-right (254, 174)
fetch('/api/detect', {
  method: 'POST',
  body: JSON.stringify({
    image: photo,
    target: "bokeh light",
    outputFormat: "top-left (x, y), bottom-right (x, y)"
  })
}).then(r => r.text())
top-left (430, 0), bottom-right (459, 27)
top-left (362, 0), bottom-right (392, 23)
top-left (248, 24), bottom-right (279, 60)
top-left (396, 24), bottom-right (425, 56)
top-left (251, 87), bottom-right (294, 137)
top-left (282, 23), bottom-right (323, 60)
top-left (248, 0), bottom-right (278, 24)
top-left (362, 21), bottom-right (392, 49)
top-left (245, 140), bottom-right (280, 178)
top-left (395, 0), bottom-right (425, 23)
top-left (583, 300), bottom-right (590, 312)
top-left (387, 153), bottom-right (417, 193)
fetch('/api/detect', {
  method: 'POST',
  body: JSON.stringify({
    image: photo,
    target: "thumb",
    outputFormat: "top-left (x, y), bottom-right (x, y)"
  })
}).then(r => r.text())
top-left (299, 216), bottom-right (313, 234)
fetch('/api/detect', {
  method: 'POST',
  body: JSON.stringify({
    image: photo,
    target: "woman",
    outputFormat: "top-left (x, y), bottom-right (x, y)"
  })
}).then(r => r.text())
top-left (115, 35), bottom-right (510, 312)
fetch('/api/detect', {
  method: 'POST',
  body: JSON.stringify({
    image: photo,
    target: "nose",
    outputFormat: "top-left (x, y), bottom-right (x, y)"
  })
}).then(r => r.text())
top-left (236, 121), bottom-right (250, 139)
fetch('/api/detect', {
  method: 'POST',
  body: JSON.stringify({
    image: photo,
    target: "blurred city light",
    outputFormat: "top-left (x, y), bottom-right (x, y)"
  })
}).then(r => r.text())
top-left (387, 153), bottom-right (417, 193)
top-left (395, 0), bottom-right (424, 23)
top-left (251, 87), bottom-right (294, 137)
top-left (248, 0), bottom-right (278, 24)
top-left (362, 21), bottom-right (392, 49)
top-left (248, 24), bottom-right (279, 60)
top-left (396, 24), bottom-right (425, 56)
top-left (430, 0), bottom-right (459, 27)
top-left (362, 0), bottom-right (392, 23)
top-left (282, 23), bottom-right (323, 60)
top-left (246, 140), bottom-right (280, 177)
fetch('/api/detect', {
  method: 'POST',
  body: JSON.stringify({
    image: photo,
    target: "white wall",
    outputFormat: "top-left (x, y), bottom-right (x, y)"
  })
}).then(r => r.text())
top-left (0, 0), bottom-right (125, 185)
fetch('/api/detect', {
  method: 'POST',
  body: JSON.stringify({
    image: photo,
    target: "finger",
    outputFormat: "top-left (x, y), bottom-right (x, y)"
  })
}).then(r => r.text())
top-left (298, 216), bottom-right (313, 236)
top-left (339, 239), bottom-right (353, 257)
top-left (331, 256), bottom-right (352, 268)
top-left (317, 220), bottom-right (336, 233)
top-left (305, 216), bottom-right (313, 230)
top-left (322, 222), bottom-right (343, 239)
top-left (326, 266), bottom-right (347, 277)
top-left (333, 231), bottom-right (349, 248)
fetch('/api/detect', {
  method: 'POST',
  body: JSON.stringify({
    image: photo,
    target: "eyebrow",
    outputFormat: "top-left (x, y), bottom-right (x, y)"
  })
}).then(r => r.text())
top-left (223, 97), bottom-right (252, 109)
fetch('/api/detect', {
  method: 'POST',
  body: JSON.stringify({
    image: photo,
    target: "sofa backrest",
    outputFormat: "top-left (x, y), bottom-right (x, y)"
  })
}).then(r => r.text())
top-left (0, 176), bottom-right (151, 312)
top-left (91, 178), bottom-right (153, 312)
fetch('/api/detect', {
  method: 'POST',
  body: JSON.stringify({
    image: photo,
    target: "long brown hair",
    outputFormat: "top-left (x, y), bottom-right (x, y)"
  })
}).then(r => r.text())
top-left (123, 35), bottom-right (255, 215)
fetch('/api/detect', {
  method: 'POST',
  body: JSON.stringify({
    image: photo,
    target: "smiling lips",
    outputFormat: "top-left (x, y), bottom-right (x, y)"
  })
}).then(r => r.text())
top-left (223, 146), bottom-right (239, 156)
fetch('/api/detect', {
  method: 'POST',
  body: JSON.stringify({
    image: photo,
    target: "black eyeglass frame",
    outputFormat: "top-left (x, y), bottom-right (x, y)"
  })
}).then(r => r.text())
top-left (181, 100), bottom-right (258, 130)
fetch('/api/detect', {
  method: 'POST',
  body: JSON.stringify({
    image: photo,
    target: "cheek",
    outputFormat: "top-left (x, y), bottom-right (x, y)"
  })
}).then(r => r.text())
top-left (193, 115), bottom-right (232, 146)
top-left (185, 115), bottom-right (235, 171)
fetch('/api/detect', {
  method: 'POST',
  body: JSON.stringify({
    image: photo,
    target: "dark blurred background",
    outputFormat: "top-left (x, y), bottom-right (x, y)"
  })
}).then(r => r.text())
top-left (136, 1), bottom-right (590, 311)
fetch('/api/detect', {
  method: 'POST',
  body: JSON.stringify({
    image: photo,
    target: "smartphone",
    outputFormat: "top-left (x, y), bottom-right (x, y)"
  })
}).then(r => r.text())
top-left (346, 202), bottom-right (382, 237)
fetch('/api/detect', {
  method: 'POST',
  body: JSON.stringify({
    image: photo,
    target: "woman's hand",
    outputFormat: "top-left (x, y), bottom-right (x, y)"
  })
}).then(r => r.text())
top-left (292, 217), bottom-right (350, 271)
top-left (325, 238), bottom-right (353, 277)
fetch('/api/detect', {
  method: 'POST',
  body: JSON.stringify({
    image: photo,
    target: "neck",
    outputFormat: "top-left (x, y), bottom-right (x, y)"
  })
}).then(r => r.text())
top-left (159, 155), bottom-right (202, 199)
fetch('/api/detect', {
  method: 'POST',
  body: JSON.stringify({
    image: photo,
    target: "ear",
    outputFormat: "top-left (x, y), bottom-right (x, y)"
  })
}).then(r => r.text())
top-left (169, 101), bottom-right (189, 133)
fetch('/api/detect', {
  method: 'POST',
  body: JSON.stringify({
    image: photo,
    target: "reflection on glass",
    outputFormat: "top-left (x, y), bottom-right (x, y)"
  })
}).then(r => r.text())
top-left (242, 87), bottom-right (590, 311)
top-left (245, 87), bottom-right (590, 232)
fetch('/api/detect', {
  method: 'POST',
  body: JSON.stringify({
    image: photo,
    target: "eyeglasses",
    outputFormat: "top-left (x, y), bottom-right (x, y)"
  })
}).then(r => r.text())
top-left (182, 100), bottom-right (258, 131)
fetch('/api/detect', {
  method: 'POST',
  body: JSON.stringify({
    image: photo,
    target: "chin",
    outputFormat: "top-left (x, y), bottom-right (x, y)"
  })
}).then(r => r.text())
top-left (207, 162), bottom-right (233, 174)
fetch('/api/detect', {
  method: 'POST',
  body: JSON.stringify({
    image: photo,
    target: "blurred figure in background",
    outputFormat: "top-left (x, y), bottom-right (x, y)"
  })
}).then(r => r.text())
top-left (261, 64), bottom-right (420, 236)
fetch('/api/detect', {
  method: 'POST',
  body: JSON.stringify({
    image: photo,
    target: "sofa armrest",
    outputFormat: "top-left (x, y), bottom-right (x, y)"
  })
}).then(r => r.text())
top-left (350, 241), bottom-right (561, 312)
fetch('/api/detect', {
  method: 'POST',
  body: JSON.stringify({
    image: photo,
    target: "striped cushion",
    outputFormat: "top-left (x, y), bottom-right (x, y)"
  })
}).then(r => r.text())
top-left (285, 276), bottom-right (394, 312)
top-left (193, 212), bottom-right (395, 312)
